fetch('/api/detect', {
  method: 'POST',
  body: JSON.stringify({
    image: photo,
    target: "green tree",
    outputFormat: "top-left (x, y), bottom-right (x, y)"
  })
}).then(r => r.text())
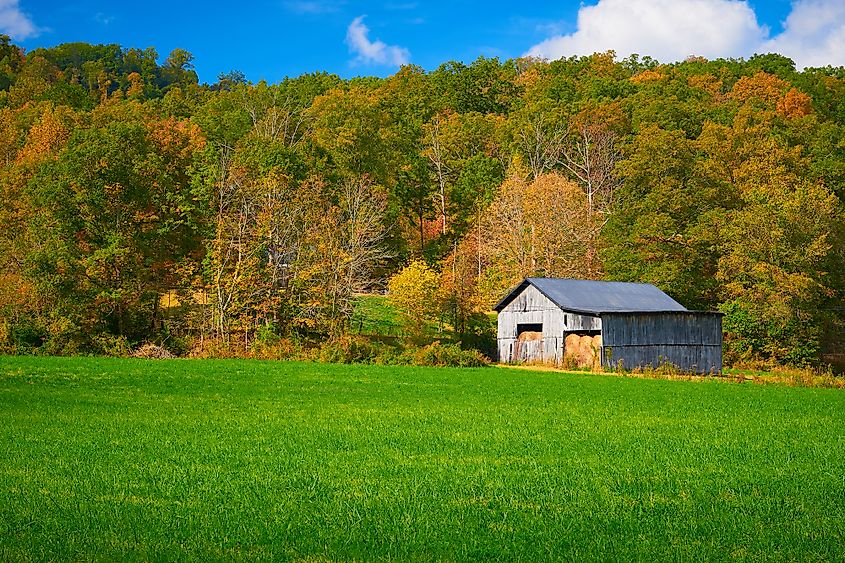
top-left (25, 106), bottom-right (206, 348)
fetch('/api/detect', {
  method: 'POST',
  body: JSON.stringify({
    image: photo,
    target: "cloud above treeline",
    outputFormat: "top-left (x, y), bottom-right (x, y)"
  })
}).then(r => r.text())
top-left (0, 0), bottom-right (39, 40)
top-left (346, 15), bottom-right (410, 67)
top-left (527, 0), bottom-right (845, 69)
top-left (763, 0), bottom-right (845, 68)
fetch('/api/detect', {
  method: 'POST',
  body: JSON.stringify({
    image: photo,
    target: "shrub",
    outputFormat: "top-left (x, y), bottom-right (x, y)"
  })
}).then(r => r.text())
top-left (254, 323), bottom-right (281, 347)
top-left (92, 334), bottom-right (132, 357)
top-left (159, 335), bottom-right (189, 357)
top-left (250, 324), bottom-right (304, 360)
top-left (7, 317), bottom-right (47, 351)
top-left (720, 299), bottom-right (822, 367)
top-left (373, 347), bottom-right (416, 366)
top-left (318, 336), bottom-right (381, 364)
top-left (188, 338), bottom-right (241, 359)
top-left (410, 341), bottom-right (489, 368)
top-left (40, 315), bottom-right (86, 356)
top-left (156, 324), bottom-right (188, 357)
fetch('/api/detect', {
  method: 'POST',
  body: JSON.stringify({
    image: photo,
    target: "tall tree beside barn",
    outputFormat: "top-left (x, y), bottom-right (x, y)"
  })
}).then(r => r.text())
top-left (476, 172), bottom-right (601, 307)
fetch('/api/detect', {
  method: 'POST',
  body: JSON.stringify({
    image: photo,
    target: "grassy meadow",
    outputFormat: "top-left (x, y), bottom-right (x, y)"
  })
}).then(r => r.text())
top-left (1, 356), bottom-right (844, 560)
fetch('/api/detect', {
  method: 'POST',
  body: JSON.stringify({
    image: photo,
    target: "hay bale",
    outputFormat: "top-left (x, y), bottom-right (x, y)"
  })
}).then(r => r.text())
top-left (564, 333), bottom-right (580, 356)
top-left (515, 331), bottom-right (543, 362)
top-left (562, 334), bottom-right (603, 369)
top-left (563, 333), bottom-right (581, 367)
top-left (517, 331), bottom-right (543, 342)
top-left (132, 343), bottom-right (175, 359)
top-left (577, 335), bottom-right (595, 367)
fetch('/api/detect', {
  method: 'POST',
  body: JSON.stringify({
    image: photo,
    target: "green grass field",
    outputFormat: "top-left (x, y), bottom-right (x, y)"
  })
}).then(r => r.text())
top-left (1, 357), bottom-right (844, 560)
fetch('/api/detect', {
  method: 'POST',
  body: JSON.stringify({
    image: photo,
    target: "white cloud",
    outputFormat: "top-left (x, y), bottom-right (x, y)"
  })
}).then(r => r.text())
top-left (0, 0), bottom-right (39, 40)
top-left (526, 0), bottom-right (765, 63)
top-left (526, 0), bottom-right (845, 69)
top-left (346, 15), bottom-right (410, 67)
top-left (763, 0), bottom-right (845, 68)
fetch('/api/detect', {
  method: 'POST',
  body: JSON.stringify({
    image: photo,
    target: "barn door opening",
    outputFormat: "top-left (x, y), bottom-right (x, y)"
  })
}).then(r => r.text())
top-left (515, 323), bottom-right (543, 362)
top-left (517, 323), bottom-right (542, 335)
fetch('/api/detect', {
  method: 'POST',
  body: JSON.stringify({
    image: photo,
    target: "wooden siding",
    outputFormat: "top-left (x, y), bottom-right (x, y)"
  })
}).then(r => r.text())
top-left (497, 284), bottom-right (600, 363)
top-left (601, 312), bottom-right (722, 374)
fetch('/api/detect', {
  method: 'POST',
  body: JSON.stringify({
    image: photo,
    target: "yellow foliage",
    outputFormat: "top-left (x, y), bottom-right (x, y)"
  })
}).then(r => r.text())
top-left (15, 107), bottom-right (70, 165)
top-left (478, 172), bottom-right (600, 307)
top-left (126, 72), bottom-right (144, 98)
top-left (687, 73), bottom-right (723, 97)
top-left (388, 261), bottom-right (442, 336)
top-left (630, 69), bottom-right (664, 84)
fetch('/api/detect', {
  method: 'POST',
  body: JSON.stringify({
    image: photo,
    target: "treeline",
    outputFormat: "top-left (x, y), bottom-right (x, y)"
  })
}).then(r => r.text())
top-left (1, 35), bottom-right (844, 367)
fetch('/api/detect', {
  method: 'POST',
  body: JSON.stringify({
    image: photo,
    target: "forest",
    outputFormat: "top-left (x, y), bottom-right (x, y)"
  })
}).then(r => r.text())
top-left (0, 34), bottom-right (843, 368)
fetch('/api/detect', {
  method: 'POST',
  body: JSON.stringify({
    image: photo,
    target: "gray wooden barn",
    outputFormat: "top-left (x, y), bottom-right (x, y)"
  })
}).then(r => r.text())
top-left (493, 278), bottom-right (723, 373)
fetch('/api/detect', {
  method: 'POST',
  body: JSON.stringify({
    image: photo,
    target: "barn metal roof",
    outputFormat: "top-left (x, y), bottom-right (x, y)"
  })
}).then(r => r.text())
top-left (492, 277), bottom-right (687, 315)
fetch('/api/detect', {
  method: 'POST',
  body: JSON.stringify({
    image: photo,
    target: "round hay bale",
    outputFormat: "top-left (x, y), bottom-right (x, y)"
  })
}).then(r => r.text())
top-left (564, 333), bottom-right (580, 356)
top-left (516, 331), bottom-right (543, 362)
top-left (577, 335), bottom-right (595, 367)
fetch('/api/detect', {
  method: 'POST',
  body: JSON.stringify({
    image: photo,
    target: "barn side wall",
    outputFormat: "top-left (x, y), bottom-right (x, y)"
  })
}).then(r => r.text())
top-left (497, 285), bottom-right (600, 363)
top-left (601, 312), bottom-right (723, 374)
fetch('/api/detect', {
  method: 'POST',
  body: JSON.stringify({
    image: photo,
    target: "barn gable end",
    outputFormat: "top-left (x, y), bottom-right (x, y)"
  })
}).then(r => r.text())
top-left (496, 283), bottom-right (600, 364)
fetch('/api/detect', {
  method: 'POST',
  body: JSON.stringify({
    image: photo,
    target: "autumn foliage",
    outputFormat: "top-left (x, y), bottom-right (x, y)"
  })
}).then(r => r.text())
top-left (0, 36), bottom-right (843, 368)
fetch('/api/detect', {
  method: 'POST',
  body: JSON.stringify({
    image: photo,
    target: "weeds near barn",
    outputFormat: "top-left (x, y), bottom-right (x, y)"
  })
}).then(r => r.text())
top-left (725, 365), bottom-right (845, 389)
top-left (508, 357), bottom-right (845, 389)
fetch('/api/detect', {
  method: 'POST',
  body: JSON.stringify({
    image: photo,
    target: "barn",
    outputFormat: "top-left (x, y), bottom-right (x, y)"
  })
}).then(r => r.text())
top-left (493, 278), bottom-right (723, 374)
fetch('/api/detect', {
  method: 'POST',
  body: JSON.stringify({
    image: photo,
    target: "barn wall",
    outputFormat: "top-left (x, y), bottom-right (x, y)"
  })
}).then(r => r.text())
top-left (497, 285), bottom-right (600, 363)
top-left (601, 312), bottom-right (723, 374)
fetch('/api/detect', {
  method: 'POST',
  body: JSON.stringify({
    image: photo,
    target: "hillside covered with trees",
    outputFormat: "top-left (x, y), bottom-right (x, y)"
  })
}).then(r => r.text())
top-left (1, 34), bottom-right (844, 367)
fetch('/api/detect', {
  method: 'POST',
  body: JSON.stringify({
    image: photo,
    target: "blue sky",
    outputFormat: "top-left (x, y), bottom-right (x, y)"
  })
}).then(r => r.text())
top-left (4, 0), bottom-right (842, 84)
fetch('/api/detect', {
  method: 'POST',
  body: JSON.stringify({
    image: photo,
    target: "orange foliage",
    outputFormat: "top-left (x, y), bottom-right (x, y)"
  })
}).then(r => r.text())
top-left (0, 274), bottom-right (32, 308)
top-left (515, 64), bottom-right (543, 89)
top-left (147, 116), bottom-right (206, 157)
top-left (729, 71), bottom-right (790, 106)
top-left (573, 101), bottom-right (628, 134)
top-left (776, 88), bottom-right (813, 119)
top-left (422, 216), bottom-right (443, 242)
